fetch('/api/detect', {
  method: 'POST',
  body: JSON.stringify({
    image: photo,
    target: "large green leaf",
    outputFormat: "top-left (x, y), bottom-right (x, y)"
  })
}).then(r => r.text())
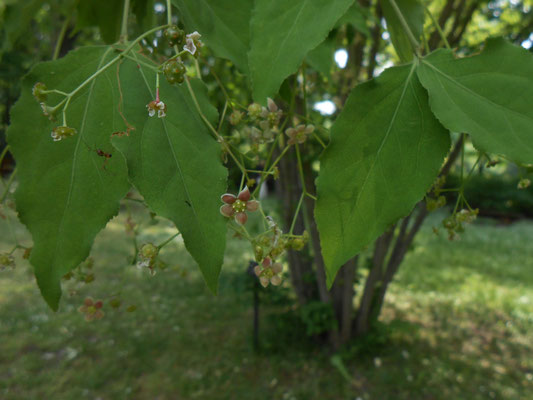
top-left (249, 0), bottom-right (355, 102)
top-left (381, 0), bottom-right (424, 62)
top-left (315, 63), bottom-right (450, 286)
top-left (112, 59), bottom-right (227, 294)
top-left (417, 38), bottom-right (533, 164)
top-left (172, 0), bottom-right (253, 74)
top-left (7, 47), bottom-right (131, 310)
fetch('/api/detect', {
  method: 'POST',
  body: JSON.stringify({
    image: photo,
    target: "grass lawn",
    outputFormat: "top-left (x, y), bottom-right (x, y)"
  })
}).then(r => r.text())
top-left (0, 202), bottom-right (532, 400)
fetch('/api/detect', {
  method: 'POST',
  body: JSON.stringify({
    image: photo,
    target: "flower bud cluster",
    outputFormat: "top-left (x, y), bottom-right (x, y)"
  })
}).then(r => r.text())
top-left (518, 178), bottom-right (531, 190)
top-left (51, 125), bottom-right (77, 142)
top-left (137, 243), bottom-right (159, 275)
top-left (63, 257), bottom-right (95, 284)
top-left (0, 252), bottom-right (15, 271)
top-left (254, 257), bottom-right (283, 287)
top-left (441, 208), bottom-right (479, 240)
top-left (78, 297), bottom-right (104, 321)
top-left (229, 99), bottom-right (283, 150)
top-left (163, 58), bottom-right (186, 85)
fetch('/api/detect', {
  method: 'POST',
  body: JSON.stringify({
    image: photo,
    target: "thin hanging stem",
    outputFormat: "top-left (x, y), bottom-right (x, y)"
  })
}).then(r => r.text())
top-left (121, 0), bottom-right (131, 41)
top-left (53, 15), bottom-right (71, 60)
top-left (157, 232), bottom-right (181, 250)
top-left (424, 3), bottom-right (451, 50)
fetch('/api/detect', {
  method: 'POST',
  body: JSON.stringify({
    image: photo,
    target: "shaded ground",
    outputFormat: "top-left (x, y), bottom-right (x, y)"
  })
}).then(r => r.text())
top-left (0, 204), bottom-right (531, 400)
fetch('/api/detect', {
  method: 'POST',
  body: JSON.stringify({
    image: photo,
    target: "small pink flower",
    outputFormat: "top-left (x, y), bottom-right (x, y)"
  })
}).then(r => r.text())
top-left (285, 124), bottom-right (314, 145)
top-left (78, 297), bottom-right (104, 321)
top-left (219, 186), bottom-right (259, 225)
top-left (183, 31), bottom-right (203, 55)
top-left (147, 100), bottom-right (166, 118)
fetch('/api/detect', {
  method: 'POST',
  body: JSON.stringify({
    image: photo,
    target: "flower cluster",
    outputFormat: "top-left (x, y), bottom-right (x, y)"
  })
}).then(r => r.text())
top-left (220, 186), bottom-right (259, 225)
top-left (137, 243), bottom-right (159, 275)
top-left (147, 100), bottom-right (166, 118)
top-left (78, 297), bottom-right (104, 321)
top-left (441, 208), bottom-right (479, 240)
top-left (254, 257), bottom-right (283, 287)
top-left (0, 253), bottom-right (15, 271)
top-left (518, 178), bottom-right (531, 190)
top-left (51, 125), bottom-right (77, 142)
top-left (285, 124), bottom-right (315, 145)
top-left (63, 257), bottom-right (95, 284)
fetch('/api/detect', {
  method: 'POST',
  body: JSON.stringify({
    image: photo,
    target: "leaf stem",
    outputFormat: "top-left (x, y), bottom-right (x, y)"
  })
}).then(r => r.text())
top-left (157, 232), bottom-right (181, 250)
top-left (166, 0), bottom-right (172, 25)
top-left (423, 3), bottom-right (451, 50)
top-left (69, 25), bottom-right (169, 100)
top-left (388, 0), bottom-right (421, 55)
top-left (121, 0), bottom-right (131, 41)
top-left (289, 192), bottom-right (305, 234)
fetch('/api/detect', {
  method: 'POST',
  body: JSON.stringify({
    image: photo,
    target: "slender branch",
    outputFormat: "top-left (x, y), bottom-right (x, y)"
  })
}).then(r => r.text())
top-left (53, 15), bottom-right (71, 60)
top-left (69, 25), bottom-right (169, 100)
top-left (157, 232), bottom-right (181, 250)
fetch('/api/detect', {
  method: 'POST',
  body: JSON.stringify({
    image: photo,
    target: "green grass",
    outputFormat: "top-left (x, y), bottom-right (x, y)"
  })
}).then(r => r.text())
top-left (0, 204), bottom-right (532, 400)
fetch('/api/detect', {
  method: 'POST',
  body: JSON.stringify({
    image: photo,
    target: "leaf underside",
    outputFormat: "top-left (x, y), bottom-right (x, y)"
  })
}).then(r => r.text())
top-left (316, 63), bottom-right (450, 286)
top-left (248, 0), bottom-right (355, 102)
top-left (8, 45), bottom-right (228, 309)
top-left (417, 38), bottom-right (533, 165)
top-left (112, 54), bottom-right (228, 294)
top-left (172, 0), bottom-right (253, 75)
top-left (8, 47), bottom-right (131, 310)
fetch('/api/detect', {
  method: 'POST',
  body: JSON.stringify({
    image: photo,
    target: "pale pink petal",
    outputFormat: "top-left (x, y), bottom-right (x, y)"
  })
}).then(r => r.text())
top-left (270, 275), bottom-right (282, 286)
top-left (237, 186), bottom-right (251, 201)
top-left (235, 212), bottom-right (248, 225)
top-left (246, 200), bottom-right (259, 212)
top-left (267, 98), bottom-right (278, 112)
top-left (254, 265), bottom-right (262, 276)
top-left (221, 193), bottom-right (237, 204)
top-left (220, 204), bottom-right (235, 217)
top-left (259, 276), bottom-right (269, 287)
top-left (272, 263), bottom-right (283, 274)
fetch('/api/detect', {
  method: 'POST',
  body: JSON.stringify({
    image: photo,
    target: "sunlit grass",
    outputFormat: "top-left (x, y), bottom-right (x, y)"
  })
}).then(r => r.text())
top-left (0, 204), bottom-right (531, 399)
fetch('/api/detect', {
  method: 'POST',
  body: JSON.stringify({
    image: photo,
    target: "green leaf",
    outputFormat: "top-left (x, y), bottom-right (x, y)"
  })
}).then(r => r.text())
top-left (112, 62), bottom-right (228, 294)
top-left (1, 0), bottom-right (44, 52)
top-left (315, 63), bottom-right (450, 286)
top-left (76, 0), bottom-right (123, 44)
top-left (171, 0), bottom-right (253, 74)
top-left (249, 0), bottom-right (355, 102)
top-left (306, 36), bottom-right (336, 77)
top-left (417, 38), bottom-right (533, 164)
top-left (380, 0), bottom-right (424, 62)
top-left (7, 47), bottom-right (131, 310)
top-left (336, 2), bottom-right (370, 36)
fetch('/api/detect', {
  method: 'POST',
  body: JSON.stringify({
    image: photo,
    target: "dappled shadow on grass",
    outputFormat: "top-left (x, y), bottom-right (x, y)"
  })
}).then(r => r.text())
top-left (0, 206), bottom-right (532, 399)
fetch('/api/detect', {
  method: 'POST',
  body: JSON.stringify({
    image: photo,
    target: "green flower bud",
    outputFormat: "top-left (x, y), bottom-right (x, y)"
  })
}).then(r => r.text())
top-left (164, 25), bottom-right (185, 47)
